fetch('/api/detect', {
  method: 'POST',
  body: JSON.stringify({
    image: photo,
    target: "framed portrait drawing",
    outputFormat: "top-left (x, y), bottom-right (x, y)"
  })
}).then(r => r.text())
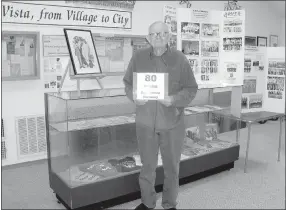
top-left (64, 28), bottom-right (102, 75)
top-left (245, 36), bottom-right (257, 47)
top-left (257, 36), bottom-right (267, 47)
top-left (270, 35), bottom-right (278, 47)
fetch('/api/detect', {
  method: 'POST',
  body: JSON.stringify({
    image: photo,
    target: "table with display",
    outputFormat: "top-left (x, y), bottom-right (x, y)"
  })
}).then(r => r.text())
top-left (211, 110), bottom-right (285, 173)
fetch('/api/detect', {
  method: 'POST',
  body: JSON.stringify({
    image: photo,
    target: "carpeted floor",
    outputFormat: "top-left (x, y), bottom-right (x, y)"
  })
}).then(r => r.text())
top-left (2, 120), bottom-right (285, 209)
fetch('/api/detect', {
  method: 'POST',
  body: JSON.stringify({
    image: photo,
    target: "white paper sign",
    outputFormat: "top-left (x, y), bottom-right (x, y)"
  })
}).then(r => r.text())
top-left (135, 73), bottom-right (167, 100)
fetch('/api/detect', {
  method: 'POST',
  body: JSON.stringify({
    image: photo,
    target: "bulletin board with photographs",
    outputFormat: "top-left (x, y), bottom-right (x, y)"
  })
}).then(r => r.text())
top-left (2, 32), bottom-right (40, 81)
top-left (241, 47), bottom-right (267, 113)
top-left (176, 8), bottom-right (222, 88)
top-left (176, 8), bottom-right (245, 88)
top-left (42, 34), bottom-right (149, 92)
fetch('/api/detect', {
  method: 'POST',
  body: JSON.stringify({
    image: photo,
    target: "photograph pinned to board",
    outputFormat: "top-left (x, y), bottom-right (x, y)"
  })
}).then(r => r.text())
top-left (267, 76), bottom-right (285, 99)
top-left (223, 37), bottom-right (242, 52)
top-left (181, 22), bottom-right (200, 39)
top-left (243, 77), bottom-right (257, 93)
top-left (163, 6), bottom-right (177, 34)
top-left (201, 41), bottom-right (219, 57)
top-left (241, 96), bottom-right (248, 109)
top-left (223, 19), bottom-right (242, 34)
top-left (187, 57), bottom-right (200, 74)
top-left (224, 62), bottom-right (239, 81)
top-left (64, 28), bottom-right (102, 75)
top-left (269, 35), bottom-right (278, 47)
top-left (182, 40), bottom-right (199, 56)
top-left (245, 36), bottom-right (257, 47)
top-left (169, 34), bottom-right (177, 49)
top-left (257, 36), bottom-right (267, 47)
top-left (201, 23), bottom-right (219, 38)
top-left (268, 60), bottom-right (285, 76)
top-left (244, 57), bottom-right (251, 73)
top-left (201, 59), bottom-right (218, 74)
top-left (248, 94), bottom-right (263, 109)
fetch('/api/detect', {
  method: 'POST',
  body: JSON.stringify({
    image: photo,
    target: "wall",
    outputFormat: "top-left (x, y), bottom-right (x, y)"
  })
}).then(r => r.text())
top-left (2, 1), bottom-right (285, 166)
top-left (280, 19), bottom-right (285, 47)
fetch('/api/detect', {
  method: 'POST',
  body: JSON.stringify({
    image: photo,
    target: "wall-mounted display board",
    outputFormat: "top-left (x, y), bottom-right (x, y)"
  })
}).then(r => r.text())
top-left (2, 32), bottom-right (40, 81)
top-left (171, 7), bottom-right (245, 89)
top-left (42, 34), bottom-right (149, 92)
top-left (242, 47), bottom-right (285, 114)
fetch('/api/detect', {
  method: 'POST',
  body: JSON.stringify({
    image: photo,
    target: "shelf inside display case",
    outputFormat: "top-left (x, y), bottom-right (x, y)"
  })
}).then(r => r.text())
top-left (45, 91), bottom-right (239, 210)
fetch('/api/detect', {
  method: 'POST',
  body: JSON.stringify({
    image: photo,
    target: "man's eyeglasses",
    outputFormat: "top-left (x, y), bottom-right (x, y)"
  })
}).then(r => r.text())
top-left (149, 32), bottom-right (169, 38)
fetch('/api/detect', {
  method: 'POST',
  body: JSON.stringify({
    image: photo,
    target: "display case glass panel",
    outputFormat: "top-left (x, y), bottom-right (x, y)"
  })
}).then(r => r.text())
top-left (46, 89), bottom-right (238, 189)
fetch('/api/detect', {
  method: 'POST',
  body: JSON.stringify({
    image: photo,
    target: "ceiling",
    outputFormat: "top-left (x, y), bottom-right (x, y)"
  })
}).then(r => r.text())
top-left (266, 1), bottom-right (285, 18)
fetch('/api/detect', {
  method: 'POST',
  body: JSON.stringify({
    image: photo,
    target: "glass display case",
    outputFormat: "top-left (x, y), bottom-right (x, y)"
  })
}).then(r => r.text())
top-left (45, 89), bottom-right (240, 210)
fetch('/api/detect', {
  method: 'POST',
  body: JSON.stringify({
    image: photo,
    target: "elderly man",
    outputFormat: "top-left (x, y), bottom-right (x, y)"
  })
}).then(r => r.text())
top-left (123, 21), bottom-right (198, 210)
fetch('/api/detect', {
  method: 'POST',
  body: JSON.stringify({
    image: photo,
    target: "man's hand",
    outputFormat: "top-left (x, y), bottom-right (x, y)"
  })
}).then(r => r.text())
top-left (134, 100), bottom-right (148, 106)
top-left (159, 95), bottom-right (174, 107)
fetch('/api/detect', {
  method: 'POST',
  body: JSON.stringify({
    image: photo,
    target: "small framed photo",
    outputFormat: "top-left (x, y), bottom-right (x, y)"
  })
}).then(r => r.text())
top-left (64, 28), bottom-right (102, 75)
top-left (270, 35), bottom-right (278, 47)
top-left (245, 36), bottom-right (256, 47)
top-left (257, 36), bottom-right (267, 47)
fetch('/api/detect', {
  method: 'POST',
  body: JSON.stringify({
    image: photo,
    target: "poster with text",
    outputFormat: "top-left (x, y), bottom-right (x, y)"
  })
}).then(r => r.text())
top-left (163, 5), bottom-right (177, 35)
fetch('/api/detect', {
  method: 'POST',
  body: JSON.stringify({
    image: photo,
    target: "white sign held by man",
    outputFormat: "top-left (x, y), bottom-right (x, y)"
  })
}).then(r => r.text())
top-left (133, 73), bottom-right (168, 100)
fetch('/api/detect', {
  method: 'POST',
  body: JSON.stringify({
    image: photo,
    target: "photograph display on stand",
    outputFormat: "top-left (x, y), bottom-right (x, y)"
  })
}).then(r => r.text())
top-left (181, 22), bottom-right (200, 39)
top-left (182, 40), bottom-right (199, 56)
top-left (223, 19), bottom-right (243, 34)
top-left (201, 23), bottom-right (219, 38)
top-left (185, 126), bottom-right (200, 145)
top-left (201, 41), bottom-right (219, 57)
top-left (223, 37), bottom-right (242, 52)
top-left (244, 57), bottom-right (251, 73)
top-left (241, 96), bottom-right (248, 109)
top-left (245, 36), bottom-right (257, 47)
top-left (204, 123), bottom-right (218, 141)
top-left (267, 76), bottom-right (285, 99)
top-left (268, 60), bottom-right (285, 75)
top-left (243, 77), bottom-right (257, 93)
top-left (64, 29), bottom-right (102, 75)
top-left (249, 94), bottom-right (263, 109)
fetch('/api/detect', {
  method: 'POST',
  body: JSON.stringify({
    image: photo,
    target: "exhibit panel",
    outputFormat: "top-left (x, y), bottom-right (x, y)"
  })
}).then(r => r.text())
top-left (242, 47), bottom-right (285, 114)
top-left (176, 8), bottom-right (245, 89)
top-left (264, 47), bottom-right (285, 114)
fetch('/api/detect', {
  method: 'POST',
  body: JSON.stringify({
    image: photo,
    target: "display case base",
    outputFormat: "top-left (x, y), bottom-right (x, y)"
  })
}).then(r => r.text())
top-left (56, 161), bottom-right (234, 210)
top-left (52, 145), bottom-right (239, 210)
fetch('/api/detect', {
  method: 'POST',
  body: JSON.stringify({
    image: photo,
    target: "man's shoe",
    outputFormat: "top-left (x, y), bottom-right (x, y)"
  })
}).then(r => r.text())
top-left (134, 203), bottom-right (153, 210)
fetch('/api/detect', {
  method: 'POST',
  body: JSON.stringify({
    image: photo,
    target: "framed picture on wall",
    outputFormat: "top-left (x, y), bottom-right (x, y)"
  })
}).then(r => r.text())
top-left (63, 28), bottom-right (102, 75)
top-left (245, 36), bottom-right (257, 47)
top-left (270, 35), bottom-right (278, 47)
top-left (257, 36), bottom-right (267, 47)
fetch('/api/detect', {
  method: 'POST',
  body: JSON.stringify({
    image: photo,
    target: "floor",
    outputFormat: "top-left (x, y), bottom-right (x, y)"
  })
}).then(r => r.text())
top-left (2, 120), bottom-right (285, 209)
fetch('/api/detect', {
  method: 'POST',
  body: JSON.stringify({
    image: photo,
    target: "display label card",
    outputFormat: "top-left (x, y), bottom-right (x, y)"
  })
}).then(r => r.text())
top-left (133, 73), bottom-right (168, 100)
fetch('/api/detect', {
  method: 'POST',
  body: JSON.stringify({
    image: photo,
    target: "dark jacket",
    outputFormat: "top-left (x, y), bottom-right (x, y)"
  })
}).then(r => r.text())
top-left (123, 46), bottom-right (198, 130)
